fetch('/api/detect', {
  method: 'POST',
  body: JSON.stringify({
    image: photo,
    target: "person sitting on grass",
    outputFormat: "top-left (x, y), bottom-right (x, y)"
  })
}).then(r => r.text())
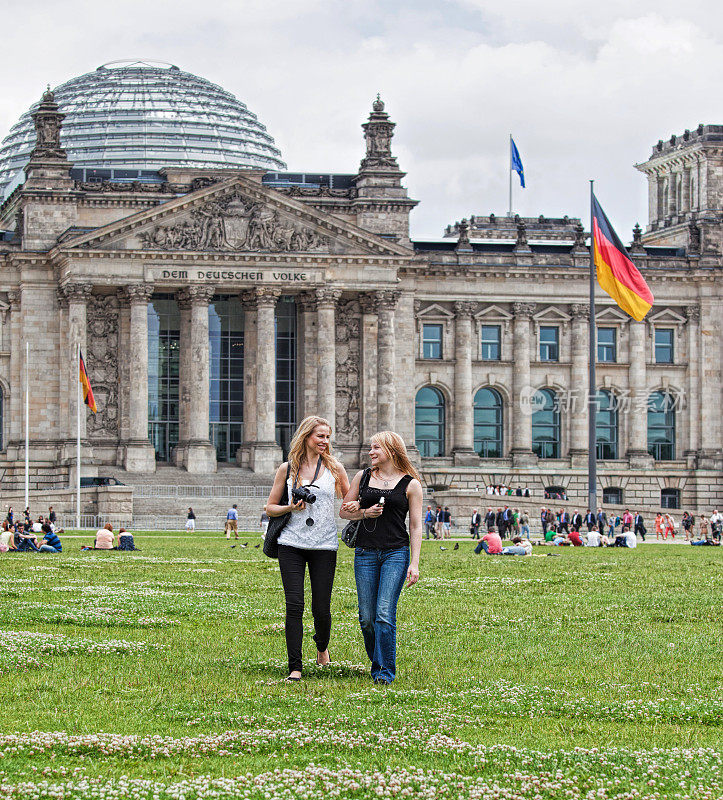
top-left (0, 523), bottom-right (16, 552)
top-left (586, 527), bottom-right (602, 547)
top-left (474, 528), bottom-right (503, 555)
top-left (93, 523), bottom-right (114, 550)
top-left (37, 524), bottom-right (62, 553)
top-left (567, 528), bottom-right (583, 547)
top-left (15, 523), bottom-right (39, 552)
top-left (117, 528), bottom-right (138, 551)
top-left (502, 536), bottom-right (532, 556)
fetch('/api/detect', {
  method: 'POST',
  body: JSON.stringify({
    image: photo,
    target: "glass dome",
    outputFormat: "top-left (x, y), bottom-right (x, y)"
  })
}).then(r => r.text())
top-left (0, 59), bottom-right (286, 197)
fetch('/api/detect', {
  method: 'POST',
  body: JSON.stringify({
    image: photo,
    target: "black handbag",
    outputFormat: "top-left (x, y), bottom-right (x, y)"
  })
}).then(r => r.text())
top-left (341, 469), bottom-right (373, 548)
top-left (263, 464), bottom-right (291, 559)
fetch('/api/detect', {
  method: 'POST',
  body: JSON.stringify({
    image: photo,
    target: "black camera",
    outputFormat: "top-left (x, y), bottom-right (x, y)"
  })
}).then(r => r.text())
top-left (292, 485), bottom-right (317, 504)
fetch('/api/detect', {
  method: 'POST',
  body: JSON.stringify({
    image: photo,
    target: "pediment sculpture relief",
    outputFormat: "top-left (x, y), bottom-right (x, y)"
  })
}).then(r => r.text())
top-left (139, 192), bottom-right (330, 252)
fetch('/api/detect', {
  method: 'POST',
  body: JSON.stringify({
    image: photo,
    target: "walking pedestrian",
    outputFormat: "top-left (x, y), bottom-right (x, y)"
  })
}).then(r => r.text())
top-left (266, 415), bottom-right (350, 681)
top-left (225, 504), bottom-right (239, 540)
top-left (186, 507), bottom-right (196, 532)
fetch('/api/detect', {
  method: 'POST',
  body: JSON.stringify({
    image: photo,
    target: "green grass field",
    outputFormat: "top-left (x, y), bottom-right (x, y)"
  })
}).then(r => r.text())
top-left (0, 533), bottom-right (720, 799)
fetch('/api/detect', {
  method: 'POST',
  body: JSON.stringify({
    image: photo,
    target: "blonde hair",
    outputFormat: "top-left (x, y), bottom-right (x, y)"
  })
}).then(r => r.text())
top-left (287, 416), bottom-right (343, 496)
top-left (370, 431), bottom-right (421, 483)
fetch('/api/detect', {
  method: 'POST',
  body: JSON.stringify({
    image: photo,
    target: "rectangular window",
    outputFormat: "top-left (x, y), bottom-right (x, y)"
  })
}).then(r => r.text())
top-left (597, 327), bottom-right (617, 362)
top-left (480, 325), bottom-right (501, 361)
top-left (422, 324), bottom-right (443, 359)
top-left (655, 328), bottom-right (674, 363)
top-left (539, 326), bottom-right (559, 362)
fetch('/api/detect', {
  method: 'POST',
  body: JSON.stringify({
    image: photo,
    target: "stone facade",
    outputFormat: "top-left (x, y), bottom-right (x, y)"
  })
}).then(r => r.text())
top-left (0, 91), bottom-right (721, 511)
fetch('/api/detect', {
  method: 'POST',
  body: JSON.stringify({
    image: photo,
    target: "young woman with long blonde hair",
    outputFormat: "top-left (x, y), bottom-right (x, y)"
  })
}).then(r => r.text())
top-left (340, 431), bottom-right (423, 685)
top-left (266, 416), bottom-right (350, 681)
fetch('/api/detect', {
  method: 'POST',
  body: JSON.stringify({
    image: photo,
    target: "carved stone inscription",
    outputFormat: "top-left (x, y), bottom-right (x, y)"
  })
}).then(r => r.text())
top-left (139, 192), bottom-right (330, 252)
top-left (86, 295), bottom-right (119, 439)
top-left (335, 299), bottom-right (361, 445)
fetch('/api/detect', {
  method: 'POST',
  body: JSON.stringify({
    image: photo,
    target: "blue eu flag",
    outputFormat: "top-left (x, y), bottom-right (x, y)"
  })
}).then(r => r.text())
top-left (510, 138), bottom-right (525, 188)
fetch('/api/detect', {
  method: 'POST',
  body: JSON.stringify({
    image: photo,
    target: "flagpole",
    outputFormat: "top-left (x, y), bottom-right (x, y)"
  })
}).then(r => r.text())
top-left (508, 135), bottom-right (513, 217)
top-left (24, 341), bottom-right (29, 511)
top-left (588, 180), bottom-right (597, 513)
top-left (76, 343), bottom-right (81, 530)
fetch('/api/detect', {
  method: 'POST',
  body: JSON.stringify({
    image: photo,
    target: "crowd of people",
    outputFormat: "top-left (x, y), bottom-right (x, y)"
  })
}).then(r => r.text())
top-left (484, 484), bottom-right (531, 497)
top-left (0, 506), bottom-right (63, 553)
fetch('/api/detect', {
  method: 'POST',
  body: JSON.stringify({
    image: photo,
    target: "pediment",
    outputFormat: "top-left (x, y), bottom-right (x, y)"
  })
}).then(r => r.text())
top-left (56, 175), bottom-right (411, 258)
top-left (474, 304), bottom-right (512, 322)
top-left (533, 306), bottom-right (570, 323)
top-left (595, 306), bottom-right (630, 324)
top-left (647, 308), bottom-right (686, 325)
top-left (416, 303), bottom-right (455, 319)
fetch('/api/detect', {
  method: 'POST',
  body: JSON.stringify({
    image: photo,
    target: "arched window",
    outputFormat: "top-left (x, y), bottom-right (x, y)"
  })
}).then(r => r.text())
top-left (473, 387), bottom-right (503, 458)
top-left (532, 389), bottom-right (560, 459)
top-left (603, 487), bottom-right (623, 505)
top-left (596, 389), bottom-right (618, 460)
top-left (415, 387), bottom-right (445, 457)
top-left (648, 391), bottom-right (676, 461)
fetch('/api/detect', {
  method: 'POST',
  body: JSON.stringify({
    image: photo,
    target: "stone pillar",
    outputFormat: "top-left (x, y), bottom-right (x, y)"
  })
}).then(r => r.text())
top-left (250, 287), bottom-right (282, 473)
top-left (452, 301), bottom-right (478, 465)
top-left (7, 291), bottom-right (23, 446)
top-left (359, 293), bottom-right (379, 453)
top-left (124, 283), bottom-right (156, 473)
top-left (697, 293), bottom-right (723, 468)
top-left (627, 319), bottom-right (652, 467)
top-left (394, 291), bottom-right (419, 460)
top-left (238, 289), bottom-right (257, 468)
top-left (316, 287), bottom-right (341, 425)
top-left (376, 290), bottom-right (399, 432)
top-left (175, 291), bottom-right (192, 464)
top-left (511, 302), bottom-right (537, 466)
top-left (569, 304), bottom-right (589, 466)
top-left (180, 285), bottom-right (216, 473)
top-left (684, 305), bottom-right (700, 464)
top-left (297, 292), bottom-right (318, 420)
top-left (62, 282), bottom-right (92, 445)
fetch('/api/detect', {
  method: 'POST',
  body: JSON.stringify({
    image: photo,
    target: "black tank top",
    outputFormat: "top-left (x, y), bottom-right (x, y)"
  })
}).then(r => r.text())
top-left (356, 473), bottom-right (413, 550)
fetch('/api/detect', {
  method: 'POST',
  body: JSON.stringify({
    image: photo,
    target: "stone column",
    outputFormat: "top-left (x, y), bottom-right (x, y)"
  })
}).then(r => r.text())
top-left (569, 304), bottom-right (589, 466)
top-left (511, 302), bottom-right (536, 466)
top-left (394, 291), bottom-right (418, 458)
top-left (376, 290), bottom-right (399, 432)
top-left (251, 287), bottom-right (282, 473)
top-left (452, 301), bottom-right (478, 465)
top-left (697, 294), bottom-right (723, 468)
top-left (238, 289), bottom-right (257, 468)
top-left (7, 291), bottom-right (23, 447)
top-left (124, 283), bottom-right (156, 473)
top-left (182, 285), bottom-right (216, 473)
top-left (359, 293), bottom-right (379, 452)
top-left (316, 287), bottom-right (341, 425)
top-left (175, 291), bottom-right (192, 464)
top-left (297, 292), bottom-right (318, 420)
top-left (61, 282), bottom-right (92, 446)
top-left (684, 305), bottom-right (700, 463)
top-left (626, 319), bottom-right (652, 466)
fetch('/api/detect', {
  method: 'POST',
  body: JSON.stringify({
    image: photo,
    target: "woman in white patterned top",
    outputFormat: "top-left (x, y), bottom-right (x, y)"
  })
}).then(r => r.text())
top-left (266, 416), bottom-right (350, 682)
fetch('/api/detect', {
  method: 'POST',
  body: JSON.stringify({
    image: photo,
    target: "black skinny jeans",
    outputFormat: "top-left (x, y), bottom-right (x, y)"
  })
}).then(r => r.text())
top-left (277, 544), bottom-right (337, 673)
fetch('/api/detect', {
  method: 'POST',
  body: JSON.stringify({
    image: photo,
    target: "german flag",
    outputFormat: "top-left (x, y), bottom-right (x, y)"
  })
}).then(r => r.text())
top-left (79, 349), bottom-right (97, 414)
top-left (592, 193), bottom-right (653, 321)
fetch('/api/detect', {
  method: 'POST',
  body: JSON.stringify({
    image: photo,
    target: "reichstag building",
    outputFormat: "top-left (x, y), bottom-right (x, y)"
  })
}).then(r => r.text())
top-left (0, 60), bottom-right (720, 510)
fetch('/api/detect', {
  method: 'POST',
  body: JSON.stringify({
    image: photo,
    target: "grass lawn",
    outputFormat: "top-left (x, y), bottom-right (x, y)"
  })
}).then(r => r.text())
top-left (0, 533), bottom-right (720, 798)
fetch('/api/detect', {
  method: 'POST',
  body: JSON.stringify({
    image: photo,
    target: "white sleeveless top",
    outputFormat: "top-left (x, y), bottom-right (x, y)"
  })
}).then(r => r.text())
top-left (277, 466), bottom-right (339, 551)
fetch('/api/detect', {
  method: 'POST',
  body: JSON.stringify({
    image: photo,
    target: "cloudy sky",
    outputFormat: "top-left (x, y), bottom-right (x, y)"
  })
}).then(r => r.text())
top-left (1, 0), bottom-right (721, 239)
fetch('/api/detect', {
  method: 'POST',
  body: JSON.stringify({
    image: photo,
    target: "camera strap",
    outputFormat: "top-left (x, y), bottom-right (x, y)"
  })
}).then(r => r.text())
top-left (293, 455), bottom-right (323, 491)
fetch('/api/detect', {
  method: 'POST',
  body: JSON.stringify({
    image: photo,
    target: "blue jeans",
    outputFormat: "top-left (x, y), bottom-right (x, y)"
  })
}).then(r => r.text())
top-left (38, 545), bottom-right (60, 553)
top-left (354, 546), bottom-right (409, 683)
top-left (502, 546), bottom-right (527, 555)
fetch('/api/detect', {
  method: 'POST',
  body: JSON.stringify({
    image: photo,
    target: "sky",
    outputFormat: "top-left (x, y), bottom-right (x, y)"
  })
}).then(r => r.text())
top-left (1, 0), bottom-right (721, 240)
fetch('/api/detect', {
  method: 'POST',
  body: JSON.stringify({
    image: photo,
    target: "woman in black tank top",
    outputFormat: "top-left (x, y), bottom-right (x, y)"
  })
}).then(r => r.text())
top-left (340, 431), bottom-right (423, 685)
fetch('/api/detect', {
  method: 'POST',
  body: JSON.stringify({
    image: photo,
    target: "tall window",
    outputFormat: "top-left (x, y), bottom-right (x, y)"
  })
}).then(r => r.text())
top-left (648, 390), bottom-right (676, 461)
top-left (655, 328), bottom-right (674, 363)
top-left (209, 297), bottom-right (244, 463)
top-left (539, 326), bottom-right (559, 361)
top-left (415, 386), bottom-right (445, 457)
top-left (480, 325), bottom-right (501, 361)
top-left (275, 297), bottom-right (297, 457)
top-left (532, 388), bottom-right (560, 458)
top-left (597, 327), bottom-right (617, 362)
top-left (473, 387), bottom-right (503, 457)
top-left (595, 389), bottom-right (618, 459)
top-left (422, 324), bottom-right (443, 359)
top-left (148, 295), bottom-right (180, 462)
top-left (661, 488), bottom-right (680, 509)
